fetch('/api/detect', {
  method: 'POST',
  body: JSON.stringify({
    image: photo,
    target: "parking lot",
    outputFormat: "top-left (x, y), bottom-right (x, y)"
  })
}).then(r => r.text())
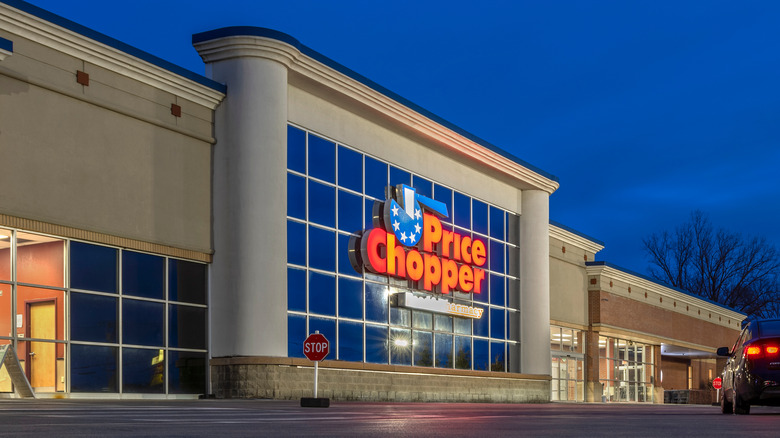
top-left (0, 399), bottom-right (779, 437)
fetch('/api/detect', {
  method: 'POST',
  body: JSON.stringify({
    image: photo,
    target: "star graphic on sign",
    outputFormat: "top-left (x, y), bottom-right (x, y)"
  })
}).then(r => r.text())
top-left (414, 209), bottom-right (422, 220)
top-left (393, 220), bottom-right (400, 231)
top-left (400, 231), bottom-right (408, 242)
top-left (414, 223), bottom-right (421, 234)
top-left (391, 205), bottom-right (400, 216)
top-left (410, 232), bottom-right (416, 242)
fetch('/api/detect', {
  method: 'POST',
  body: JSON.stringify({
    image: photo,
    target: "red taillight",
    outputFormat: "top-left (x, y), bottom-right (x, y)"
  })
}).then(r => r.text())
top-left (746, 345), bottom-right (762, 357)
top-left (767, 346), bottom-right (780, 355)
top-left (744, 344), bottom-right (780, 358)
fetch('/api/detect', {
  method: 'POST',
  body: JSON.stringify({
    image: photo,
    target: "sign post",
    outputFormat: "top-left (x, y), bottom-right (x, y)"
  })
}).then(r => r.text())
top-left (301, 331), bottom-right (330, 408)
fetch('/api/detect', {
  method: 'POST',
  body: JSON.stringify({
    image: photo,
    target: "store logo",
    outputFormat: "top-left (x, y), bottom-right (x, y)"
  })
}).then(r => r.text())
top-left (349, 184), bottom-right (487, 295)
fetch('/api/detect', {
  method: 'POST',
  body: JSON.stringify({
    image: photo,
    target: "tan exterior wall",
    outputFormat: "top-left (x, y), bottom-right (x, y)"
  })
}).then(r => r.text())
top-left (0, 30), bottom-right (216, 254)
top-left (549, 238), bottom-right (590, 327)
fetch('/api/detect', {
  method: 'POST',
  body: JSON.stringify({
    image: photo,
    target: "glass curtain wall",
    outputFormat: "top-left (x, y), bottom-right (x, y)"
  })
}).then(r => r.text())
top-left (286, 125), bottom-right (522, 372)
top-left (550, 326), bottom-right (585, 401)
top-left (0, 228), bottom-right (208, 395)
top-left (599, 336), bottom-right (655, 402)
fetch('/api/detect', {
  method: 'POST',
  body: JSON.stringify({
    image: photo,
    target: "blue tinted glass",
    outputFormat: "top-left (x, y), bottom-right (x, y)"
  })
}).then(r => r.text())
top-left (390, 306), bottom-right (411, 327)
top-left (287, 173), bottom-right (306, 220)
top-left (454, 336), bottom-right (471, 370)
top-left (472, 200), bottom-right (488, 236)
top-left (473, 338), bottom-right (489, 371)
top-left (71, 344), bottom-right (118, 392)
top-left (338, 233), bottom-right (360, 276)
top-left (338, 145), bottom-right (363, 192)
top-left (122, 299), bottom-right (164, 347)
top-left (365, 324), bottom-right (388, 364)
top-left (365, 199), bottom-right (378, 229)
top-left (338, 190), bottom-right (362, 233)
top-left (489, 206), bottom-right (505, 240)
top-left (364, 156), bottom-right (387, 199)
top-left (287, 268), bottom-right (306, 312)
top-left (287, 125), bottom-right (306, 173)
top-left (490, 341), bottom-right (505, 371)
top-left (338, 277), bottom-right (363, 319)
top-left (168, 259), bottom-right (206, 304)
top-left (508, 311), bottom-right (519, 342)
top-left (122, 251), bottom-right (163, 299)
top-left (412, 176), bottom-right (432, 199)
top-left (70, 292), bottom-right (117, 343)
top-left (123, 347), bottom-right (164, 393)
top-left (453, 192), bottom-right (471, 229)
top-left (507, 213), bottom-right (520, 245)
top-left (473, 279), bottom-right (489, 303)
top-left (490, 307), bottom-right (505, 340)
top-left (287, 221), bottom-right (306, 266)
top-left (338, 320), bottom-right (363, 362)
top-left (507, 245), bottom-right (520, 277)
top-left (287, 313), bottom-right (306, 358)
top-left (70, 241), bottom-right (117, 293)
top-left (308, 134), bottom-right (335, 182)
top-left (365, 282), bottom-right (388, 323)
top-left (413, 330), bottom-right (433, 367)
top-left (435, 333), bottom-right (453, 368)
top-left (390, 327), bottom-right (412, 365)
top-left (169, 304), bottom-right (206, 349)
top-left (389, 166), bottom-right (411, 188)
top-left (490, 240), bottom-right (505, 273)
top-left (309, 317), bottom-right (336, 359)
top-left (474, 307), bottom-right (489, 337)
top-left (507, 278), bottom-right (520, 310)
top-left (308, 180), bottom-right (335, 228)
top-left (308, 226), bottom-right (335, 272)
top-left (168, 351), bottom-right (206, 394)
top-left (309, 272), bottom-right (336, 316)
top-left (490, 274), bottom-right (505, 307)
top-left (433, 185), bottom-right (452, 223)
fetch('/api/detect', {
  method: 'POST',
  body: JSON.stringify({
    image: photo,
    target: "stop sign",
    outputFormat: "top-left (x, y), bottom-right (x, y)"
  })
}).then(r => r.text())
top-left (303, 332), bottom-right (329, 361)
top-left (713, 377), bottom-right (722, 389)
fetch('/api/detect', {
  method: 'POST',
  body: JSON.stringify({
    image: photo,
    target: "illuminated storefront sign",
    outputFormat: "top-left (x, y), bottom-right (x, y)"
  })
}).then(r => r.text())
top-left (397, 292), bottom-right (484, 319)
top-left (350, 184), bottom-right (487, 296)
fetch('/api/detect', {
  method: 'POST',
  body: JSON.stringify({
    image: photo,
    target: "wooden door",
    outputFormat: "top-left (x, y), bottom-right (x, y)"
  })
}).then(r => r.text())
top-left (29, 301), bottom-right (56, 390)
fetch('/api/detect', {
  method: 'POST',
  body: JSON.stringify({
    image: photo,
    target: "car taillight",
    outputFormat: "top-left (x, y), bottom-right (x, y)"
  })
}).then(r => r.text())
top-left (744, 345), bottom-right (780, 358)
top-left (767, 346), bottom-right (780, 355)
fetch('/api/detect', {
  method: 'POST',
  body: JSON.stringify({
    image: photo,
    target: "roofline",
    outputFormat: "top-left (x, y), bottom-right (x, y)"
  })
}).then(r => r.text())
top-left (549, 220), bottom-right (605, 247)
top-left (193, 26), bottom-right (558, 184)
top-left (4, 0), bottom-right (226, 94)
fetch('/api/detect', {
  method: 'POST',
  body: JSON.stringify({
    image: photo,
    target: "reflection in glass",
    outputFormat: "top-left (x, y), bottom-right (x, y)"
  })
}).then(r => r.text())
top-left (490, 341), bottom-right (505, 371)
top-left (454, 317), bottom-right (472, 335)
top-left (308, 226), bottom-right (335, 272)
top-left (287, 173), bottom-right (306, 220)
top-left (390, 306), bottom-right (411, 327)
top-left (308, 134), bottom-right (336, 183)
top-left (287, 314), bottom-right (306, 359)
top-left (434, 333), bottom-right (452, 368)
top-left (287, 125), bottom-right (306, 173)
top-left (412, 311), bottom-right (432, 330)
top-left (413, 330), bottom-right (433, 367)
top-left (472, 200), bottom-right (488, 236)
top-left (308, 180), bottom-right (336, 228)
top-left (453, 192), bottom-right (471, 229)
top-left (473, 338), bottom-right (489, 371)
top-left (17, 233), bottom-right (64, 288)
top-left (18, 339), bottom-right (65, 392)
top-left (338, 320), bottom-right (363, 362)
top-left (309, 272), bottom-right (336, 317)
top-left (365, 324), bottom-right (388, 364)
top-left (169, 304), bottom-right (206, 349)
top-left (338, 190), bottom-right (363, 233)
top-left (288, 268), bottom-right (306, 312)
top-left (434, 314), bottom-right (452, 332)
top-left (364, 156), bottom-right (387, 200)
top-left (71, 344), bottom-right (117, 392)
top-left (389, 166), bottom-right (411, 188)
top-left (70, 292), bottom-right (117, 343)
top-left (123, 347), bottom-right (164, 393)
top-left (454, 336), bottom-right (471, 370)
top-left (390, 327), bottom-right (411, 365)
top-left (122, 251), bottom-right (164, 299)
top-left (338, 145), bottom-right (363, 193)
top-left (168, 351), bottom-right (206, 394)
top-left (365, 283), bottom-right (388, 323)
top-left (490, 307), bottom-right (505, 340)
top-left (287, 221), bottom-right (306, 267)
top-left (338, 277), bottom-right (362, 319)
top-left (122, 299), bottom-right (164, 347)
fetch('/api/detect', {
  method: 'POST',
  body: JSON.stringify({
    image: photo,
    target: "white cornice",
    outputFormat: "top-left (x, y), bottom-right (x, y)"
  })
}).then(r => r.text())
top-left (194, 35), bottom-right (560, 194)
top-left (549, 223), bottom-right (604, 254)
top-left (586, 264), bottom-right (746, 321)
top-left (0, 47), bottom-right (10, 61)
top-left (1, 3), bottom-right (224, 108)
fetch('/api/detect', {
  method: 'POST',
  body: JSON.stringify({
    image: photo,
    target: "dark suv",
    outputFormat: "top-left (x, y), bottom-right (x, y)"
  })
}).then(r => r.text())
top-left (718, 319), bottom-right (780, 414)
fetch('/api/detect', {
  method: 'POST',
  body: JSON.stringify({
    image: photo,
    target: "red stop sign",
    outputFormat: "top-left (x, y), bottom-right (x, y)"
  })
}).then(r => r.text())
top-left (303, 333), bottom-right (329, 361)
top-left (713, 377), bottom-right (722, 389)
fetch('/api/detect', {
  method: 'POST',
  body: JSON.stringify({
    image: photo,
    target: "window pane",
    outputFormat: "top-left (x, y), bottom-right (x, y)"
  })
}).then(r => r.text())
top-left (434, 314), bottom-right (452, 332)
top-left (433, 185), bottom-right (453, 224)
top-left (122, 347), bottom-right (164, 393)
top-left (365, 324), bottom-right (388, 364)
top-left (472, 200), bottom-right (488, 236)
top-left (454, 317), bottom-right (472, 335)
top-left (0, 230), bottom-right (10, 281)
top-left (338, 233), bottom-right (360, 277)
top-left (390, 327), bottom-right (411, 365)
top-left (364, 156), bottom-right (387, 199)
top-left (168, 260), bottom-right (206, 304)
top-left (168, 351), bottom-right (206, 394)
top-left (287, 173), bottom-right (306, 220)
top-left (412, 176), bottom-right (432, 199)
top-left (122, 299), bottom-right (164, 347)
top-left (338, 190), bottom-right (363, 233)
top-left (489, 206), bottom-right (505, 240)
top-left (309, 317), bottom-right (335, 359)
top-left (474, 308), bottom-right (489, 337)
top-left (287, 221), bottom-right (306, 267)
top-left (308, 180), bottom-right (335, 228)
top-left (473, 338), bottom-right (489, 371)
top-left (453, 192), bottom-right (471, 229)
top-left (309, 272), bottom-right (335, 317)
top-left (338, 320), bottom-right (363, 362)
top-left (490, 307), bottom-right (505, 340)
top-left (490, 240), bottom-right (505, 274)
top-left (70, 241), bottom-right (117, 293)
top-left (365, 282), bottom-right (388, 323)
top-left (308, 226), bottom-right (335, 272)
top-left (70, 292), bottom-right (117, 343)
top-left (169, 304), bottom-right (206, 349)
top-left (308, 134), bottom-right (335, 183)
top-left (389, 166), bottom-right (411, 188)
top-left (412, 311), bottom-right (432, 330)
top-left (434, 333), bottom-right (453, 368)
top-left (390, 306), bottom-right (411, 327)
top-left (287, 125), bottom-right (306, 173)
top-left (287, 313), bottom-right (306, 358)
top-left (71, 344), bottom-right (117, 392)
top-left (413, 330), bottom-right (433, 367)
top-left (508, 311), bottom-right (519, 342)
top-left (337, 277), bottom-right (362, 319)
top-left (17, 233), bottom-right (64, 287)
top-left (288, 268), bottom-right (306, 312)
top-left (507, 213), bottom-right (520, 246)
top-left (490, 274), bottom-right (505, 307)
top-left (0, 284), bottom-right (10, 341)
top-left (18, 286), bottom-right (64, 340)
top-left (490, 341), bottom-right (505, 371)
top-left (507, 278), bottom-right (520, 310)
top-left (455, 336), bottom-right (471, 370)
top-left (122, 251), bottom-right (164, 299)
top-left (338, 145), bottom-right (363, 193)
top-left (507, 245), bottom-right (520, 278)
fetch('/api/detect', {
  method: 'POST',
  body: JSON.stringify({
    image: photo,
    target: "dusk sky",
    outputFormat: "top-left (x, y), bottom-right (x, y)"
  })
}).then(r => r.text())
top-left (22, 0), bottom-right (780, 276)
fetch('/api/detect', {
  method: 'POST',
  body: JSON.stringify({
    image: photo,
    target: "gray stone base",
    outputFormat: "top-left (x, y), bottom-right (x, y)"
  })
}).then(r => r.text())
top-left (210, 356), bottom-right (551, 403)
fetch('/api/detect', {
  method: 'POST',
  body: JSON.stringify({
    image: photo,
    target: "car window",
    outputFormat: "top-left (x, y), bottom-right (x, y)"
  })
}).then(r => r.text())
top-left (758, 320), bottom-right (780, 337)
top-left (733, 326), bottom-right (748, 354)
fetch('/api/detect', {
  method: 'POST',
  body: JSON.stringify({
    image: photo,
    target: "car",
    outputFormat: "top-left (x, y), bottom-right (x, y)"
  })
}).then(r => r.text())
top-left (717, 319), bottom-right (780, 414)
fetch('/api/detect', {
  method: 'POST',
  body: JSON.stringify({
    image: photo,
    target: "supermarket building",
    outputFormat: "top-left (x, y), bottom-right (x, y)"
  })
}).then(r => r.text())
top-left (0, 0), bottom-right (743, 402)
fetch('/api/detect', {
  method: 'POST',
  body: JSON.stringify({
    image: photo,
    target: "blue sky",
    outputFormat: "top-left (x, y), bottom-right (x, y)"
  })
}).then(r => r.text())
top-left (20, 0), bottom-right (780, 275)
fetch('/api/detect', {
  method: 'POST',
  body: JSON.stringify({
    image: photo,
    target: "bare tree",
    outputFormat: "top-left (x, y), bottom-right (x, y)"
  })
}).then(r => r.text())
top-left (643, 211), bottom-right (780, 318)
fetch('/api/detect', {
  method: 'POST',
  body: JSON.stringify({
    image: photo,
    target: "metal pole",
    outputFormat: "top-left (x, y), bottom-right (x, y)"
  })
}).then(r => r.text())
top-left (314, 330), bottom-right (320, 398)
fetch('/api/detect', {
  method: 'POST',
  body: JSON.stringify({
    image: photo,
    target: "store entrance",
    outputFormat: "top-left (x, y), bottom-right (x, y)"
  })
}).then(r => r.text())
top-left (27, 300), bottom-right (56, 391)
